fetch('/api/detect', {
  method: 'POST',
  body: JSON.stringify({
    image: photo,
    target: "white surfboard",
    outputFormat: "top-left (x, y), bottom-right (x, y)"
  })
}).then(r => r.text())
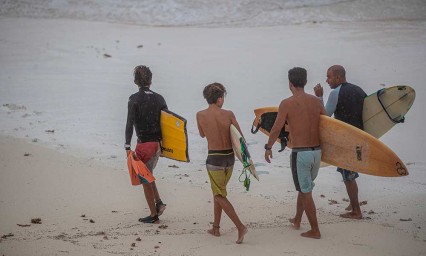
top-left (363, 85), bottom-right (415, 138)
top-left (230, 124), bottom-right (259, 181)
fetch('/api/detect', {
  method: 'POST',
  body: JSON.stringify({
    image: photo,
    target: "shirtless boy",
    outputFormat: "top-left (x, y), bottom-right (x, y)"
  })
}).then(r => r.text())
top-left (265, 67), bottom-right (326, 239)
top-left (196, 82), bottom-right (248, 244)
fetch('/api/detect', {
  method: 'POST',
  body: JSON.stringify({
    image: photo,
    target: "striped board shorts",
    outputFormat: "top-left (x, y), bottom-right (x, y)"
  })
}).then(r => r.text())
top-left (205, 149), bottom-right (235, 197)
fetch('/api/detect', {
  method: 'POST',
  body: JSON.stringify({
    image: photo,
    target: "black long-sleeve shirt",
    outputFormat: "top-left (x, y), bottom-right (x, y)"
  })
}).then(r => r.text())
top-left (125, 86), bottom-right (167, 145)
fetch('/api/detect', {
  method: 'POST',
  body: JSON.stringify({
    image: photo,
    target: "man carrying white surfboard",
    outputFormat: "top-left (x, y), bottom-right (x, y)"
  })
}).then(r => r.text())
top-left (196, 82), bottom-right (248, 244)
top-left (265, 67), bottom-right (326, 239)
top-left (314, 65), bottom-right (367, 220)
top-left (125, 65), bottom-right (167, 224)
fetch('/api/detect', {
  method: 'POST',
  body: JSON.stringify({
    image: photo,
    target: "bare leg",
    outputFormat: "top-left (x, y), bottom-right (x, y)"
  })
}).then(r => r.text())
top-left (151, 182), bottom-right (166, 215)
top-left (289, 192), bottom-right (303, 229)
top-left (151, 181), bottom-right (161, 202)
top-left (214, 195), bottom-right (247, 244)
top-left (207, 197), bottom-right (222, 237)
top-left (340, 180), bottom-right (362, 219)
top-left (299, 192), bottom-right (321, 239)
top-left (142, 183), bottom-right (157, 216)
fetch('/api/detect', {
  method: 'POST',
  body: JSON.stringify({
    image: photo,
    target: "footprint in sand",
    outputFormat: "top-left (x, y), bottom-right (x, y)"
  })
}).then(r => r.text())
top-left (3, 103), bottom-right (27, 111)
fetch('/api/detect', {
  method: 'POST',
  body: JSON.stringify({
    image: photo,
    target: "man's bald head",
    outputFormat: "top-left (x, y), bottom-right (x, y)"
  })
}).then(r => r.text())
top-left (328, 65), bottom-right (346, 79)
top-left (326, 65), bottom-right (347, 89)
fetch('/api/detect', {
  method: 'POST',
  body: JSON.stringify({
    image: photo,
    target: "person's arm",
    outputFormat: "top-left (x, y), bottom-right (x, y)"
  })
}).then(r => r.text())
top-left (125, 98), bottom-right (135, 154)
top-left (314, 83), bottom-right (324, 105)
top-left (162, 96), bottom-right (168, 110)
top-left (314, 83), bottom-right (336, 116)
top-left (324, 88), bottom-right (339, 116)
top-left (319, 99), bottom-right (327, 116)
top-left (265, 100), bottom-right (288, 163)
top-left (196, 112), bottom-right (205, 138)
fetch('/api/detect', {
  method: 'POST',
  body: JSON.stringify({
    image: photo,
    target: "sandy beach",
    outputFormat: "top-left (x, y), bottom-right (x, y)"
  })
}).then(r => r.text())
top-left (1, 135), bottom-right (426, 256)
top-left (1, 1), bottom-right (426, 255)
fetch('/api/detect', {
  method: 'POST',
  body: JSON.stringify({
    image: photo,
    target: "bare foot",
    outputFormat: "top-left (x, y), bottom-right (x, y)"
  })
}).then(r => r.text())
top-left (288, 218), bottom-right (301, 230)
top-left (301, 230), bottom-right (321, 239)
top-left (340, 212), bottom-right (362, 219)
top-left (345, 203), bottom-right (352, 211)
top-left (207, 227), bottom-right (221, 237)
top-left (236, 226), bottom-right (248, 244)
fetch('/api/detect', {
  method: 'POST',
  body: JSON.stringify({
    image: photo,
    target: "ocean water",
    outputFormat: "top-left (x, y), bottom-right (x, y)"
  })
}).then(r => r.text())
top-left (1, 0), bottom-right (426, 27)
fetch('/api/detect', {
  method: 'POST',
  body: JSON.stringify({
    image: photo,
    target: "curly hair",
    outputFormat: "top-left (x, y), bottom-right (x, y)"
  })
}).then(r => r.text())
top-left (134, 65), bottom-right (152, 87)
top-left (288, 67), bottom-right (307, 88)
top-left (203, 82), bottom-right (227, 104)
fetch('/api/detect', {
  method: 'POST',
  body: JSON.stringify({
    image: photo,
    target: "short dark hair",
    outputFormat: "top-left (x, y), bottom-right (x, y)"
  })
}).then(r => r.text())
top-left (203, 83), bottom-right (227, 104)
top-left (134, 65), bottom-right (152, 87)
top-left (288, 67), bottom-right (307, 88)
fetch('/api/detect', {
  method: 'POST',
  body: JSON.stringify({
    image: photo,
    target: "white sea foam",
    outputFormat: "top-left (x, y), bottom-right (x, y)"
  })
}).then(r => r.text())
top-left (1, 0), bottom-right (426, 27)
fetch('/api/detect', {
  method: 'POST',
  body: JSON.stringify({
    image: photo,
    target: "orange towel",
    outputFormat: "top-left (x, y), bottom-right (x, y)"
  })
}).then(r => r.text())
top-left (127, 150), bottom-right (155, 185)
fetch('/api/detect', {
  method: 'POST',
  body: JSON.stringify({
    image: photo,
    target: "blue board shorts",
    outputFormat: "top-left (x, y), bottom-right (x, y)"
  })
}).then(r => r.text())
top-left (290, 146), bottom-right (321, 193)
top-left (337, 168), bottom-right (359, 181)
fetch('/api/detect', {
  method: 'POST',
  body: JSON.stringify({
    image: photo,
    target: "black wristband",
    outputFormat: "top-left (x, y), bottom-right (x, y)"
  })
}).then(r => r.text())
top-left (264, 144), bottom-right (272, 150)
top-left (125, 147), bottom-right (131, 151)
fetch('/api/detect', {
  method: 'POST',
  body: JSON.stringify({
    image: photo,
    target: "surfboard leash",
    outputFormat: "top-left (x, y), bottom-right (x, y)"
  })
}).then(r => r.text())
top-left (239, 137), bottom-right (252, 191)
top-left (238, 167), bottom-right (251, 191)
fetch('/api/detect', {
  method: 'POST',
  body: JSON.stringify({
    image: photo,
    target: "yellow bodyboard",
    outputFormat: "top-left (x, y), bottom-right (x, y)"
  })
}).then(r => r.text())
top-left (160, 110), bottom-right (189, 162)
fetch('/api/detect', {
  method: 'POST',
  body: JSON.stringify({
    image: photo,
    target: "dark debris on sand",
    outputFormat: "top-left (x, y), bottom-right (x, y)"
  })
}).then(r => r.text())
top-left (158, 224), bottom-right (168, 229)
top-left (328, 199), bottom-right (339, 205)
top-left (31, 218), bottom-right (42, 224)
top-left (17, 224), bottom-right (31, 227)
top-left (1, 233), bottom-right (14, 239)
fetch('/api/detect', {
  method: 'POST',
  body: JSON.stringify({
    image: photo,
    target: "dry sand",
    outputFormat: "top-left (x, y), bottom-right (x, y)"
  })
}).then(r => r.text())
top-left (1, 135), bottom-right (425, 255)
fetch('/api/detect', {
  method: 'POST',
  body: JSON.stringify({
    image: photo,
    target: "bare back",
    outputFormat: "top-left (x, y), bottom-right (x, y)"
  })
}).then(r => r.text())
top-left (196, 106), bottom-right (241, 150)
top-left (275, 93), bottom-right (326, 148)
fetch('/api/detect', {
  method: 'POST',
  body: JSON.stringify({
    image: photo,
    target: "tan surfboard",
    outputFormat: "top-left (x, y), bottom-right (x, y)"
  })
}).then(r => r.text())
top-left (319, 115), bottom-right (407, 177)
top-left (252, 107), bottom-right (408, 177)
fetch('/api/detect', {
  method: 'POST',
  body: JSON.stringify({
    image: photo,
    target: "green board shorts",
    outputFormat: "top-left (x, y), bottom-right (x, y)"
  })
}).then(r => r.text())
top-left (290, 146), bottom-right (321, 193)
